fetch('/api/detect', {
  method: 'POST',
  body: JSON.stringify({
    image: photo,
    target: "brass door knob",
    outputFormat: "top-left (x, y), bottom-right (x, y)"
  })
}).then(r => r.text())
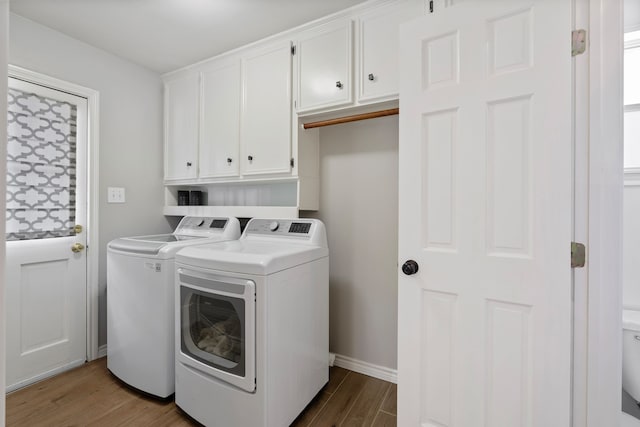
top-left (71, 243), bottom-right (85, 253)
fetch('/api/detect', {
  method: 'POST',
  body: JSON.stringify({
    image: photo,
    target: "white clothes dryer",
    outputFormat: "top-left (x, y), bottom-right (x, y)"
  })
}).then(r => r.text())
top-left (107, 216), bottom-right (240, 398)
top-left (174, 218), bottom-right (329, 427)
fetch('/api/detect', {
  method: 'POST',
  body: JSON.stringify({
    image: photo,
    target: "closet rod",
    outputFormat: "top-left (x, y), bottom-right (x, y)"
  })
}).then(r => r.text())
top-left (302, 108), bottom-right (399, 129)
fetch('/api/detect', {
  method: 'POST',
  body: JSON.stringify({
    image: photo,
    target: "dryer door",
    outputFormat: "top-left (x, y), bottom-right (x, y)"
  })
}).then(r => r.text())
top-left (177, 268), bottom-right (256, 393)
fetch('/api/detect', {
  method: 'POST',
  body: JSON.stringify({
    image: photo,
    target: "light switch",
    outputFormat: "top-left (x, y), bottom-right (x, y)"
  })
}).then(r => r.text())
top-left (108, 187), bottom-right (126, 203)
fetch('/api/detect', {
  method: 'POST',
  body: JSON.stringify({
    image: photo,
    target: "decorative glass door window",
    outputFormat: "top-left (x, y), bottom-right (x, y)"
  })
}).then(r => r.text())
top-left (6, 87), bottom-right (77, 241)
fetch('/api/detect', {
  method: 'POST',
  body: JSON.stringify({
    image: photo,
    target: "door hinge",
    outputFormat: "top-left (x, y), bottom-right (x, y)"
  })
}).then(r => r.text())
top-left (571, 241), bottom-right (586, 268)
top-left (291, 45), bottom-right (296, 55)
top-left (572, 29), bottom-right (587, 56)
top-left (290, 158), bottom-right (295, 168)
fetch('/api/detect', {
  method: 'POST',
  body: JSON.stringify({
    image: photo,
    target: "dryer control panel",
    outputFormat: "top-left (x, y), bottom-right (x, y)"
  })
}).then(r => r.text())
top-left (242, 219), bottom-right (328, 249)
top-left (245, 219), bottom-right (313, 237)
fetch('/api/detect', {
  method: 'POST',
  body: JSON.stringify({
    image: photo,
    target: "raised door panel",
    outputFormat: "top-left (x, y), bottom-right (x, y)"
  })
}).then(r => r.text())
top-left (358, 1), bottom-right (418, 102)
top-left (297, 20), bottom-right (353, 113)
top-left (241, 42), bottom-right (292, 176)
top-left (164, 73), bottom-right (199, 181)
top-left (199, 61), bottom-right (241, 179)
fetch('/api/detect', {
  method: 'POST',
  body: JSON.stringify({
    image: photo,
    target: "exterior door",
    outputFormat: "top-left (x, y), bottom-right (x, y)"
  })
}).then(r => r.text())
top-left (5, 77), bottom-right (88, 391)
top-left (397, 1), bottom-right (572, 426)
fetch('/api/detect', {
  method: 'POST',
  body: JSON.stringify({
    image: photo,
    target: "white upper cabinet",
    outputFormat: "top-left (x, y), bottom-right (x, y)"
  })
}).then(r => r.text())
top-left (164, 72), bottom-right (199, 181)
top-left (199, 60), bottom-right (241, 179)
top-left (358, 1), bottom-right (419, 103)
top-left (164, 41), bottom-right (293, 183)
top-left (296, 19), bottom-right (353, 113)
top-left (241, 41), bottom-right (293, 176)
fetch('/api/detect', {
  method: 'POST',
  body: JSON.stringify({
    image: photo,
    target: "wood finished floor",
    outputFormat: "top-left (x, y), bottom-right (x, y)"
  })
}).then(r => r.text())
top-left (6, 358), bottom-right (397, 427)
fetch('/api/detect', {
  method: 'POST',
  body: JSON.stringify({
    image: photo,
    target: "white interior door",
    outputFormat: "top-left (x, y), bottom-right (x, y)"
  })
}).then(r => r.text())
top-left (5, 77), bottom-right (88, 391)
top-left (397, 1), bottom-right (572, 426)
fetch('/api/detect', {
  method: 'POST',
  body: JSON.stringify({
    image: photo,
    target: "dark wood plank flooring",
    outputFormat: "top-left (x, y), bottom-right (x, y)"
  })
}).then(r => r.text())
top-left (6, 358), bottom-right (397, 426)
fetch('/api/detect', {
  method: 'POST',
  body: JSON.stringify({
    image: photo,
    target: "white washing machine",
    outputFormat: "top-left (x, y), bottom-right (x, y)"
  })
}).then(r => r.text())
top-left (174, 218), bottom-right (329, 426)
top-left (107, 216), bottom-right (240, 398)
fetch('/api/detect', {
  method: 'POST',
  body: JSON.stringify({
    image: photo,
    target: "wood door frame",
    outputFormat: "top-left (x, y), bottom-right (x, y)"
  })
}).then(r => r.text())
top-left (574, 0), bottom-right (624, 425)
top-left (7, 65), bottom-right (101, 364)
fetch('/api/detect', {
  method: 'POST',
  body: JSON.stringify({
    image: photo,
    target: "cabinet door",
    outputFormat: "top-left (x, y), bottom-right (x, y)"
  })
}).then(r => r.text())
top-left (199, 61), bottom-right (241, 179)
top-left (164, 73), bottom-right (199, 181)
top-left (241, 42), bottom-right (292, 176)
top-left (297, 19), bottom-right (353, 113)
top-left (358, 1), bottom-right (417, 102)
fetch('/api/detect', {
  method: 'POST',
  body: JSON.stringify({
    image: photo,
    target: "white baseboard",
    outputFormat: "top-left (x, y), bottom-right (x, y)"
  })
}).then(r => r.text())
top-left (330, 353), bottom-right (397, 384)
top-left (6, 359), bottom-right (85, 393)
top-left (97, 344), bottom-right (107, 358)
top-left (94, 347), bottom-right (395, 384)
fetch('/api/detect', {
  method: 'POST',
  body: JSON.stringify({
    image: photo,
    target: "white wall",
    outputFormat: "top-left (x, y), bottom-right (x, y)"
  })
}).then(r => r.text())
top-left (1, 1), bottom-right (8, 423)
top-left (624, 181), bottom-right (640, 310)
top-left (302, 115), bottom-right (398, 370)
top-left (9, 14), bottom-right (171, 347)
top-left (625, 0), bottom-right (640, 32)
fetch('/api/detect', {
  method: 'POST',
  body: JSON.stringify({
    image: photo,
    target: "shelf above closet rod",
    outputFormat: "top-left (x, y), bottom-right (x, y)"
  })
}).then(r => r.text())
top-left (302, 108), bottom-right (399, 129)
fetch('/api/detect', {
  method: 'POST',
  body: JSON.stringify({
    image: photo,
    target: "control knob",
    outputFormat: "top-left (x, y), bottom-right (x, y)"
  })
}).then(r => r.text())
top-left (269, 221), bottom-right (280, 232)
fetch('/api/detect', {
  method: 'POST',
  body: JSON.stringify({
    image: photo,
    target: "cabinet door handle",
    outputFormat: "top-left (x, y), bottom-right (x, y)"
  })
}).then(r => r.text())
top-left (227, 158), bottom-right (233, 164)
top-left (368, 73), bottom-right (375, 81)
top-left (186, 162), bottom-right (192, 167)
top-left (336, 81), bottom-right (343, 89)
top-left (248, 155), bottom-right (253, 161)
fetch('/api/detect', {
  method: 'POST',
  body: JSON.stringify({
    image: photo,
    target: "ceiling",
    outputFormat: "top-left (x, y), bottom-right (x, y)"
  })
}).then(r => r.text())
top-left (9, 0), bottom-right (366, 74)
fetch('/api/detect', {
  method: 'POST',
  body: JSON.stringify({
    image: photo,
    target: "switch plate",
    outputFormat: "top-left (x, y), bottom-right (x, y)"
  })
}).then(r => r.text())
top-left (107, 187), bottom-right (125, 203)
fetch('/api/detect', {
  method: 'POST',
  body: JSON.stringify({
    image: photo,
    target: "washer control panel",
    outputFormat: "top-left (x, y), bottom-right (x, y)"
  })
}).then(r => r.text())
top-left (175, 216), bottom-right (229, 235)
top-left (245, 219), bottom-right (313, 237)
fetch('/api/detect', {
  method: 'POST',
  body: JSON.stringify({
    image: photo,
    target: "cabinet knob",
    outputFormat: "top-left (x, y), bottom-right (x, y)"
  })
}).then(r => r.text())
top-left (186, 162), bottom-right (192, 167)
top-left (336, 81), bottom-right (343, 89)
top-left (248, 155), bottom-right (253, 161)
top-left (368, 73), bottom-right (375, 81)
top-left (227, 158), bottom-right (233, 164)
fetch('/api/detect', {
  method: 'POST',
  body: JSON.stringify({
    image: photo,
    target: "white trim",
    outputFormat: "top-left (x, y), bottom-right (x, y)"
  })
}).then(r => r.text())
top-left (1, 2), bottom-right (8, 424)
top-left (585, 1), bottom-right (624, 426)
top-left (330, 353), bottom-right (397, 384)
top-left (7, 65), bottom-right (101, 363)
top-left (573, 1), bottom-right (590, 425)
top-left (87, 89), bottom-right (100, 362)
top-left (5, 359), bottom-right (85, 393)
top-left (97, 344), bottom-right (108, 359)
top-left (624, 170), bottom-right (640, 186)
